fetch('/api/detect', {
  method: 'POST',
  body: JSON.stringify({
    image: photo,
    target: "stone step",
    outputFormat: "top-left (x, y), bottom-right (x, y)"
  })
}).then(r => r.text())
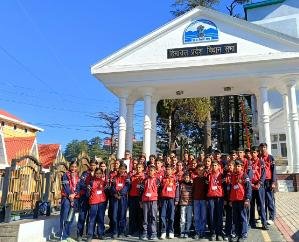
top-left (0, 237), bottom-right (17, 242)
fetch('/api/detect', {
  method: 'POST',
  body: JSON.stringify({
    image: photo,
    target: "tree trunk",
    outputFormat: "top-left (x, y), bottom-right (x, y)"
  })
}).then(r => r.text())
top-left (233, 95), bottom-right (240, 149)
top-left (204, 109), bottom-right (212, 152)
top-left (223, 96), bottom-right (230, 153)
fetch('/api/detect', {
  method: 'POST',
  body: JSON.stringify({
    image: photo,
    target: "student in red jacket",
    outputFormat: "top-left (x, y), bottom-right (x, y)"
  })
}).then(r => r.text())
top-left (250, 146), bottom-right (268, 230)
top-left (110, 164), bottom-right (130, 238)
top-left (128, 163), bottom-right (145, 236)
top-left (159, 165), bottom-right (179, 240)
top-left (207, 160), bottom-right (224, 241)
top-left (229, 160), bottom-right (252, 242)
top-left (86, 168), bottom-right (108, 241)
top-left (139, 165), bottom-right (161, 240)
top-left (192, 164), bottom-right (208, 239)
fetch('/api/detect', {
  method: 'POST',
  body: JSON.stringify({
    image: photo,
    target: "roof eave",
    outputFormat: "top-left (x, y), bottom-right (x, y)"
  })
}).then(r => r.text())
top-left (244, 0), bottom-right (285, 11)
top-left (0, 114), bottom-right (44, 132)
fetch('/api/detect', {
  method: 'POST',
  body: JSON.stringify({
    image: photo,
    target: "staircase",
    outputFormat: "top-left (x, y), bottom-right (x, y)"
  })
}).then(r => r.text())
top-left (0, 223), bottom-right (19, 242)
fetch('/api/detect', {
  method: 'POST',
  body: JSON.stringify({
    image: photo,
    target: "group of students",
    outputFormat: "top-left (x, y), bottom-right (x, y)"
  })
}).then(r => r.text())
top-left (59, 142), bottom-right (276, 242)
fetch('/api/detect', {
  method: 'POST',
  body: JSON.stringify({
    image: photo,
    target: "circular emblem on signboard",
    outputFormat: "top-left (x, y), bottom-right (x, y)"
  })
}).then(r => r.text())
top-left (183, 19), bottom-right (219, 44)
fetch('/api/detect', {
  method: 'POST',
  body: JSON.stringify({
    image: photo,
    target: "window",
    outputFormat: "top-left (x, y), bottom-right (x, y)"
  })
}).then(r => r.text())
top-left (24, 129), bottom-right (28, 133)
top-left (1, 121), bottom-right (4, 126)
top-left (271, 144), bottom-right (278, 150)
top-left (279, 134), bottom-right (286, 141)
top-left (271, 134), bottom-right (278, 142)
top-left (13, 125), bottom-right (17, 130)
top-left (280, 143), bottom-right (287, 157)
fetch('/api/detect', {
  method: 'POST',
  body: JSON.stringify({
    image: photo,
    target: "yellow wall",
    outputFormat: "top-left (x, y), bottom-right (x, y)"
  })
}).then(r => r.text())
top-left (2, 122), bottom-right (37, 138)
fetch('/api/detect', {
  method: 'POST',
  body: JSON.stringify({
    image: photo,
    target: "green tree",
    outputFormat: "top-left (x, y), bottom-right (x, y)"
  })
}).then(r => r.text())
top-left (64, 139), bottom-right (89, 161)
top-left (88, 136), bottom-right (109, 160)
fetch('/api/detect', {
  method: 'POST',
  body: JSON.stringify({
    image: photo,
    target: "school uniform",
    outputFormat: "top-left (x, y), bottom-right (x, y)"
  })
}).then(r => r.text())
top-left (110, 173), bottom-right (130, 237)
top-left (128, 172), bottom-right (145, 236)
top-left (192, 175), bottom-right (208, 237)
top-left (223, 170), bottom-right (233, 238)
top-left (178, 180), bottom-right (193, 237)
top-left (174, 170), bottom-right (184, 235)
top-left (207, 170), bottom-right (224, 238)
top-left (230, 171), bottom-right (252, 240)
top-left (86, 177), bottom-right (108, 239)
top-left (160, 174), bottom-right (179, 237)
top-left (77, 170), bottom-right (93, 238)
top-left (107, 170), bottom-right (118, 233)
top-left (260, 153), bottom-right (276, 221)
top-left (140, 176), bottom-right (161, 239)
top-left (250, 157), bottom-right (267, 228)
top-left (60, 171), bottom-right (80, 240)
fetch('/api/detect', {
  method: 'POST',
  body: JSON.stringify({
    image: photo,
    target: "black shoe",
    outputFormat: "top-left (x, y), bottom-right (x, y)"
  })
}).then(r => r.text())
top-left (216, 235), bottom-right (222, 241)
top-left (118, 233), bottom-right (125, 238)
top-left (98, 235), bottom-right (104, 240)
top-left (193, 234), bottom-right (199, 239)
top-left (179, 234), bottom-right (184, 238)
top-left (262, 224), bottom-right (269, 230)
top-left (111, 234), bottom-right (116, 239)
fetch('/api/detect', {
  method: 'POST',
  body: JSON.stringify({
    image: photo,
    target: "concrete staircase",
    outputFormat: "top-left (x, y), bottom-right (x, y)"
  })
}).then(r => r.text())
top-left (0, 223), bottom-right (19, 242)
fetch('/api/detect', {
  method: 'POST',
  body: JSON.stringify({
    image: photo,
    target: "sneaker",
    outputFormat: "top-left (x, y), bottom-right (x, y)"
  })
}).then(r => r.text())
top-left (169, 233), bottom-right (175, 239)
top-left (179, 234), bottom-right (184, 238)
top-left (183, 234), bottom-right (188, 238)
top-left (150, 236), bottom-right (158, 241)
top-left (262, 224), bottom-right (269, 230)
top-left (216, 235), bottom-right (222, 241)
top-left (118, 233), bottom-right (125, 238)
top-left (160, 233), bottom-right (166, 240)
top-left (111, 234), bottom-right (116, 239)
top-left (210, 234), bottom-right (216, 241)
top-left (223, 235), bottom-right (229, 241)
top-left (141, 235), bottom-right (148, 240)
top-left (267, 219), bottom-right (274, 225)
top-left (193, 234), bottom-right (199, 239)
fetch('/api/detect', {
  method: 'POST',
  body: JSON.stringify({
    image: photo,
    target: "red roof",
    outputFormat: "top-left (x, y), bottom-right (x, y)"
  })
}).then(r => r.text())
top-left (0, 109), bottom-right (23, 122)
top-left (38, 144), bottom-right (60, 169)
top-left (4, 136), bottom-right (36, 164)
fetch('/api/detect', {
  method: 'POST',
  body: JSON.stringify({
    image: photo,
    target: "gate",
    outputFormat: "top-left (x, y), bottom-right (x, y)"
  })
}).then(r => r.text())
top-left (0, 155), bottom-right (43, 219)
top-left (48, 162), bottom-right (68, 209)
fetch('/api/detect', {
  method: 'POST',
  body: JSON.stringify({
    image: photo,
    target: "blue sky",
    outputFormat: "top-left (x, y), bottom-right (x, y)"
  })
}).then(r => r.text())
top-left (0, 0), bottom-right (264, 150)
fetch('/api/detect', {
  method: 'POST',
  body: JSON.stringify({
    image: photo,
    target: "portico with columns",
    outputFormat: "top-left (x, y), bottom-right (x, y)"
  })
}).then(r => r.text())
top-left (92, 5), bottom-right (299, 189)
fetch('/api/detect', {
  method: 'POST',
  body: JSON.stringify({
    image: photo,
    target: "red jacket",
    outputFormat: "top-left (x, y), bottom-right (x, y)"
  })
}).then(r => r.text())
top-left (141, 176), bottom-right (160, 202)
top-left (207, 171), bottom-right (224, 198)
top-left (88, 177), bottom-right (107, 205)
top-left (229, 171), bottom-right (251, 202)
top-left (155, 169), bottom-right (165, 181)
top-left (192, 176), bottom-right (207, 200)
top-left (160, 175), bottom-right (178, 199)
top-left (129, 172), bottom-right (145, 197)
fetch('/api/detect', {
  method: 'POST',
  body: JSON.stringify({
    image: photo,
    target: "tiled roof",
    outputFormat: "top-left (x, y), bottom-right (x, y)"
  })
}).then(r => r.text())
top-left (38, 144), bottom-right (60, 169)
top-left (0, 109), bottom-right (43, 131)
top-left (0, 109), bottom-right (23, 122)
top-left (4, 136), bottom-right (36, 164)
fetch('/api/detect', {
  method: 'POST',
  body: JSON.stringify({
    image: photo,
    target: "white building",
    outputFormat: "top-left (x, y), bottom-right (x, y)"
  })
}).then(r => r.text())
top-left (91, 0), bottom-right (299, 188)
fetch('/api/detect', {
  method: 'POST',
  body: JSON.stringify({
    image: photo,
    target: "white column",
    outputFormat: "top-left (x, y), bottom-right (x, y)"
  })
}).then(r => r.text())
top-left (251, 95), bottom-right (259, 146)
top-left (151, 98), bottom-right (158, 155)
top-left (117, 95), bottom-right (127, 159)
top-left (125, 103), bottom-right (134, 153)
top-left (282, 93), bottom-right (293, 172)
top-left (259, 86), bottom-right (271, 153)
top-left (255, 94), bottom-right (264, 144)
top-left (287, 80), bottom-right (299, 173)
top-left (143, 92), bottom-right (152, 161)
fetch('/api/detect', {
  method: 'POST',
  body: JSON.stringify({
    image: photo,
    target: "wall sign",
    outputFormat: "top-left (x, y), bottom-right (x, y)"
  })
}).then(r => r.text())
top-left (183, 19), bottom-right (219, 44)
top-left (167, 43), bottom-right (237, 59)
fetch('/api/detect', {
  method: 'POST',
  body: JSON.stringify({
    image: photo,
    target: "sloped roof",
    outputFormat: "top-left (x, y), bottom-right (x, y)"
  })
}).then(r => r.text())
top-left (4, 136), bottom-right (36, 164)
top-left (0, 109), bottom-right (43, 132)
top-left (244, 0), bottom-right (286, 10)
top-left (38, 144), bottom-right (60, 169)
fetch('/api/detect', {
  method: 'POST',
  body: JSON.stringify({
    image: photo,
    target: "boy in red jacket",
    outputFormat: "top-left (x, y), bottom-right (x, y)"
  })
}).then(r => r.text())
top-left (159, 165), bottom-right (179, 240)
top-left (110, 164), bottom-right (130, 238)
top-left (128, 163), bottom-right (145, 236)
top-left (86, 168), bottom-right (108, 241)
top-left (229, 160), bottom-right (252, 242)
top-left (192, 164), bottom-right (208, 239)
top-left (139, 165), bottom-right (161, 240)
top-left (207, 160), bottom-right (224, 241)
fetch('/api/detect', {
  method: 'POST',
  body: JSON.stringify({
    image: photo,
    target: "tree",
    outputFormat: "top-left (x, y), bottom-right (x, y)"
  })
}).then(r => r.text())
top-left (64, 139), bottom-right (89, 161)
top-left (171, 0), bottom-right (219, 17)
top-left (94, 111), bottom-right (119, 155)
top-left (226, 0), bottom-right (250, 17)
top-left (88, 136), bottom-right (109, 160)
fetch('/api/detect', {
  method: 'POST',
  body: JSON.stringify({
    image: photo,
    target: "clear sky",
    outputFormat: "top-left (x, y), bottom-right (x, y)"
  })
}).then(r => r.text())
top-left (0, 0), bottom-right (263, 150)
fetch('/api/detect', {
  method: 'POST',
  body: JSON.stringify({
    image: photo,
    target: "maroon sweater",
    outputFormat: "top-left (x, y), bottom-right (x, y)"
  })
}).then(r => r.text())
top-left (192, 176), bottom-right (207, 200)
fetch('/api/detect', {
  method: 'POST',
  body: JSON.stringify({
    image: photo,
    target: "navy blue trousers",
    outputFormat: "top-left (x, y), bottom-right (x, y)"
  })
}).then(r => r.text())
top-left (264, 180), bottom-right (275, 220)
top-left (224, 203), bottom-right (233, 236)
top-left (128, 196), bottom-right (143, 235)
top-left (60, 197), bottom-right (76, 240)
top-left (112, 196), bottom-right (128, 235)
top-left (250, 187), bottom-right (267, 226)
top-left (77, 196), bottom-right (89, 236)
top-left (232, 201), bottom-right (248, 238)
top-left (160, 198), bottom-right (175, 234)
top-left (207, 197), bottom-right (224, 236)
top-left (87, 202), bottom-right (107, 237)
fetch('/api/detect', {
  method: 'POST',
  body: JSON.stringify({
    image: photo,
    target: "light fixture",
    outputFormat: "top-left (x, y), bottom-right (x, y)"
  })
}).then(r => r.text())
top-left (224, 87), bottom-right (232, 92)
top-left (176, 90), bottom-right (184, 95)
